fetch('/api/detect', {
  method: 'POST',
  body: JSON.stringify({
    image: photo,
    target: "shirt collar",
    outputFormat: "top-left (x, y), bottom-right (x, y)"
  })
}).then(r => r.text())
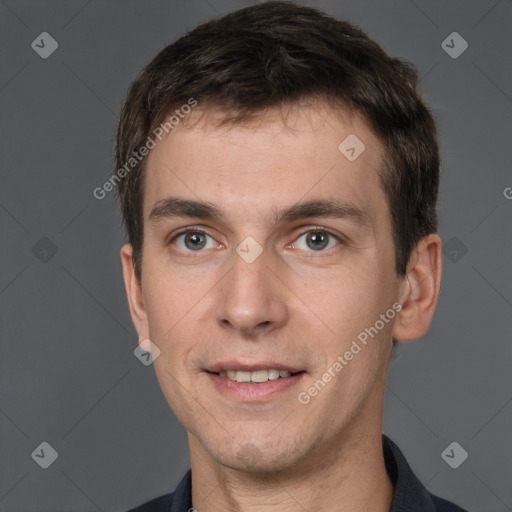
top-left (383, 434), bottom-right (438, 511)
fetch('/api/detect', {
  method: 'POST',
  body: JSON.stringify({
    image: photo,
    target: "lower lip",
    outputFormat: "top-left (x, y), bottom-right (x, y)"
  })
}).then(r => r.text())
top-left (206, 372), bottom-right (305, 402)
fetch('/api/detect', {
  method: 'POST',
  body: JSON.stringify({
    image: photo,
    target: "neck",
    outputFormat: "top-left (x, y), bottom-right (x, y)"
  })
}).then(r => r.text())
top-left (189, 413), bottom-right (393, 512)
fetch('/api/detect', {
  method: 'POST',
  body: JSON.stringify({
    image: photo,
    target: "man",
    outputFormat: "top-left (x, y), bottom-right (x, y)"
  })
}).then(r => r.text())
top-left (115, 2), bottom-right (467, 511)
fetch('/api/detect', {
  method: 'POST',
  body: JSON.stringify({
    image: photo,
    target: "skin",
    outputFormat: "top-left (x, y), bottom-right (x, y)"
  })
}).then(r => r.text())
top-left (121, 101), bottom-right (442, 512)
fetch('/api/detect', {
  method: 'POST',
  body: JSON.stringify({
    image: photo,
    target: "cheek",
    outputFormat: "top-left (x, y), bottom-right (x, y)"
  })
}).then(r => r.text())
top-left (141, 261), bottom-right (209, 358)
top-left (143, 268), bottom-right (213, 421)
top-left (143, 239), bottom-right (217, 311)
top-left (286, 257), bottom-right (393, 341)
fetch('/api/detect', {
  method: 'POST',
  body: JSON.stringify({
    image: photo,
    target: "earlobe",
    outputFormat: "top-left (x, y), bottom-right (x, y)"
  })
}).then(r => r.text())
top-left (120, 244), bottom-right (149, 340)
top-left (392, 234), bottom-right (442, 342)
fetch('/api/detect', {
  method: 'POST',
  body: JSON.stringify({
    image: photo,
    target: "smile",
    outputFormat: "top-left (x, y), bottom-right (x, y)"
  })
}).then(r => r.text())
top-left (218, 369), bottom-right (297, 383)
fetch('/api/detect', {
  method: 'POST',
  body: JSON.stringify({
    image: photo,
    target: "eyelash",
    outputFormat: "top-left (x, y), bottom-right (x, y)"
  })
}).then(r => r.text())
top-left (168, 226), bottom-right (344, 252)
top-left (169, 227), bottom-right (216, 246)
top-left (290, 227), bottom-right (343, 251)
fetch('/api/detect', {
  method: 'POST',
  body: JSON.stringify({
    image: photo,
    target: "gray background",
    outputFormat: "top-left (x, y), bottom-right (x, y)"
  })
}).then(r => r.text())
top-left (0, 0), bottom-right (511, 511)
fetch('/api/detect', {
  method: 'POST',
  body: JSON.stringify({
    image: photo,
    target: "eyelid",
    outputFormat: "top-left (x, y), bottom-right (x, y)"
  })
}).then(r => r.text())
top-left (167, 225), bottom-right (210, 239)
top-left (166, 225), bottom-right (346, 250)
top-left (294, 225), bottom-right (345, 242)
top-left (167, 226), bottom-right (220, 247)
top-left (286, 226), bottom-right (347, 252)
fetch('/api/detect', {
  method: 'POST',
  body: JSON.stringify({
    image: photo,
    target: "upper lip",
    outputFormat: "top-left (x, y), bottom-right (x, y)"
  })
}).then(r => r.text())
top-left (205, 360), bottom-right (304, 374)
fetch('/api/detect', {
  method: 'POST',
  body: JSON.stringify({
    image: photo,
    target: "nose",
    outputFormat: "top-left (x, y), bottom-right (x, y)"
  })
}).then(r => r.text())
top-left (215, 248), bottom-right (289, 337)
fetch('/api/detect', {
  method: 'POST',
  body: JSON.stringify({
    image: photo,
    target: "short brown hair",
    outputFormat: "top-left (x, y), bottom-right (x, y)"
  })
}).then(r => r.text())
top-left (115, 1), bottom-right (439, 280)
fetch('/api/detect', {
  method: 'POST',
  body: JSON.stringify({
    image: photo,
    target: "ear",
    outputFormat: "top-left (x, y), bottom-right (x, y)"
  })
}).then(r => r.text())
top-left (120, 244), bottom-right (149, 341)
top-left (392, 233), bottom-right (442, 342)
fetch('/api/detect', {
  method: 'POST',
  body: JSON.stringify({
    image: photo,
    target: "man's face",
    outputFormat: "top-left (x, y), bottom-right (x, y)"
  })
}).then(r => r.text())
top-left (125, 102), bottom-right (407, 473)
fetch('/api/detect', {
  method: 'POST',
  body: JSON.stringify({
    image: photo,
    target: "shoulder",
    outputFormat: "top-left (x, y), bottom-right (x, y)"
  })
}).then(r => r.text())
top-left (430, 494), bottom-right (468, 512)
top-left (125, 492), bottom-right (174, 512)
top-left (383, 435), bottom-right (468, 512)
top-left (125, 470), bottom-right (192, 512)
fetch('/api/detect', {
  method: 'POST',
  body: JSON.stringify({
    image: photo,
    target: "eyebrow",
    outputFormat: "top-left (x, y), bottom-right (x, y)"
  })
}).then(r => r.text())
top-left (274, 198), bottom-right (369, 227)
top-left (148, 196), bottom-right (370, 228)
top-left (149, 197), bottom-right (223, 223)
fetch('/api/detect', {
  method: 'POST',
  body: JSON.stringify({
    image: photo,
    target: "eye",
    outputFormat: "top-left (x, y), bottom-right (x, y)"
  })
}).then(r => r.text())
top-left (293, 230), bottom-right (339, 251)
top-left (174, 230), bottom-right (218, 252)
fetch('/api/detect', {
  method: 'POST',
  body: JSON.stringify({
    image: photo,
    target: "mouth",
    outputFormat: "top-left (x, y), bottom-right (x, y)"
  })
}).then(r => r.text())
top-left (213, 368), bottom-right (305, 383)
top-left (204, 363), bottom-right (306, 402)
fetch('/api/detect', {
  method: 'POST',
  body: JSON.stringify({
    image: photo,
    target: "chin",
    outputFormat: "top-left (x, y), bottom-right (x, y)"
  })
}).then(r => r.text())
top-left (205, 434), bottom-right (308, 474)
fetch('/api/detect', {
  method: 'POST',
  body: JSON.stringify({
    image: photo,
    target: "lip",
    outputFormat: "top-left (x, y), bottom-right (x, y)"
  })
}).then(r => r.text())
top-left (206, 371), bottom-right (306, 402)
top-left (205, 360), bottom-right (304, 373)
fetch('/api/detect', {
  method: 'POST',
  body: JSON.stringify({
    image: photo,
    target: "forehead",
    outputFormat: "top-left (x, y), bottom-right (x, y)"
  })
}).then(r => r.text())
top-left (143, 102), bottom-right (388, 228)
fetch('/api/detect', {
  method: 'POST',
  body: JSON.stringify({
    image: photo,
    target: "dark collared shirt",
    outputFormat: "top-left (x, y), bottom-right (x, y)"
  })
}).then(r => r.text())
top-left (127, 435), bottom-right (468, 511)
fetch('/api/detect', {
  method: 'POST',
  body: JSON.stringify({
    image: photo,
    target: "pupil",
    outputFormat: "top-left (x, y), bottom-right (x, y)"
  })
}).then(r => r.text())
top-left (185, 232), bottom-right (206, 250)
top-left (306, 231), bottom-right (328, 250)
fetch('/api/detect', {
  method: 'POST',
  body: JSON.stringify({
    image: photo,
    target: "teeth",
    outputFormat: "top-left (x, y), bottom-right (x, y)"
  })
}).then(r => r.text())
top-left (268, 369), bottom-right (280, 380)
top-left (251, 370), bottom-right (268, 383)
top-left (235, 371), bottom-right (251, 383)
top-left (220, 369), bottom-right (295, 383)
